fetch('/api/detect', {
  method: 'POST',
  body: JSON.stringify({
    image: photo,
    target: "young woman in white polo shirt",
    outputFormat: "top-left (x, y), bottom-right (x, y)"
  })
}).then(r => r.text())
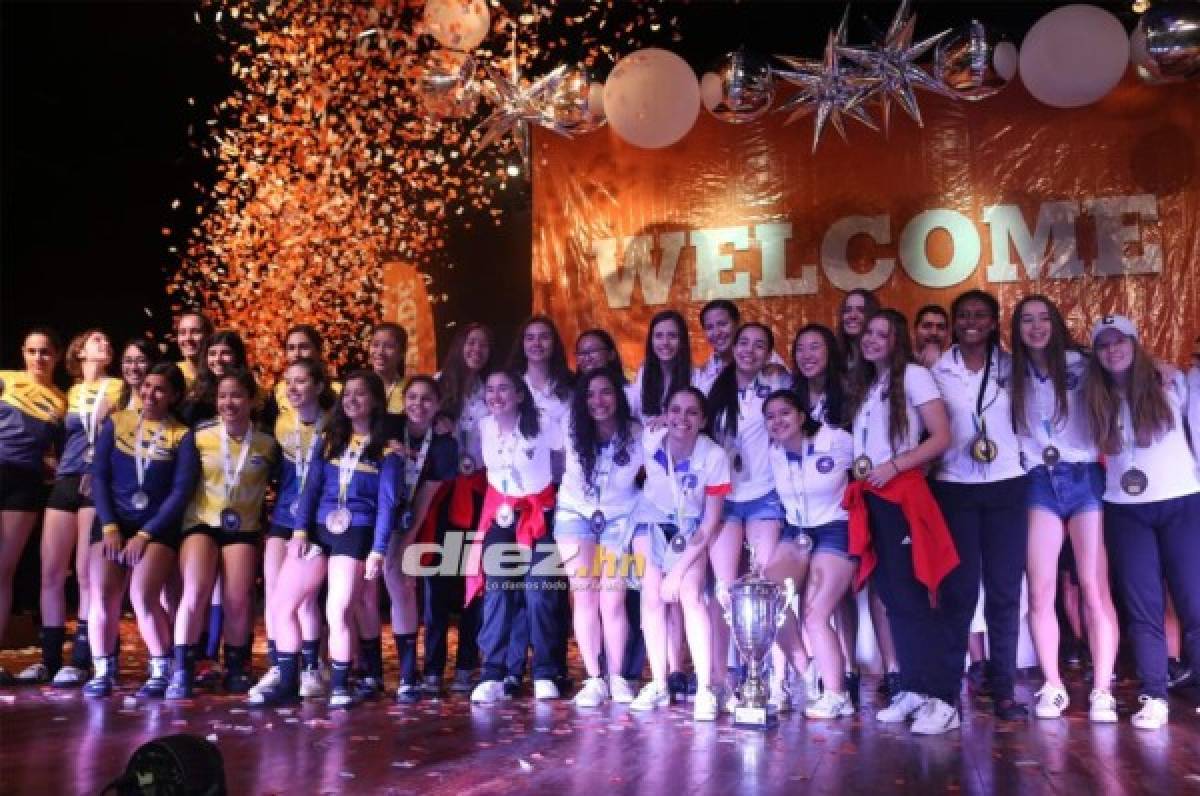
top-left (555, 369), bottom-right (643, 707)
top-left (764, 390), bottom-right (856, 719)
top-left (705, 323), bottom-right (787, 704)
top-left (1010, 295), bottom-right (1119, 722)
top-left (628, 386), bottom-right (731, 720)
top-left (929, 290), bottom-right (1030, 723)
top-left (1086, 314), bottom-right (1200, 730)
top-left (846, 309), bottom-right (955, 735)
top-left (469, 369), bottom-right (566, 704)
top-left (630, 310), bottom-right (693, 426)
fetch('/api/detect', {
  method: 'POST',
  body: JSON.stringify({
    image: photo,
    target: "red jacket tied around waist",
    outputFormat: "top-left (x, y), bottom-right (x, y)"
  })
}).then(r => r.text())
top-left (464, 483), bottom-right (557, 606)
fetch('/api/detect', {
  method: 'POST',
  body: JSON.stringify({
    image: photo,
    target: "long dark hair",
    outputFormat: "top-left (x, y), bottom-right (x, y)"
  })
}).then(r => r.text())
top-left (323, 369), bottom-right (389, 462)
top-left (706, 322), bottom-right (774, 441)
top-left (506, 315), bottom-right (573, 402)
top-left (118, 338), bottom-right (159, 409)
top-left (641, 310), bottom-right (693, 417)
top-left (666, 384), bottom-right (711, 436)
top-left (575, 328), bottom-right (628, 387)
top-left (1009, 294), bottom-right (1075, 436)
top-left (189, 330), bottom-right (250, 405)
top-left (764, 389), bottom-right (820, 438)
top-left (438, 322), bottom-right (495, 421)
top-left (790, 323), bottom-right (848, 429)
top-left (489, 369), bottom-right (541, 439)
top-left (570, 369), bottom-right (636, 485)
top-left (847, 309), bottom-right (914, 452)
top-left (286, 356), bottom-right (337, 411)
top-left (836, 288), bottom-right (880, 366)
top-left (284, 323), bottom-right (324, 355)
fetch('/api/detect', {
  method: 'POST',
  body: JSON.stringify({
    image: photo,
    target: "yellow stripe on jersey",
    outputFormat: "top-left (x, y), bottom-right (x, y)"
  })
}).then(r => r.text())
top-left (384, 381), bottom-right (405, 414)
top-left (66, 378), bottom-right (124, 420)
top-left (176, 360), bottom-right (198, 387)
top-left (111, 410), bottom-right (189, 460)
top-left (182, 420), bottom-right (278, 532)
top-left (274, 408), bottom-right (330, 464)
top-left (0, 370), bottom-right (66, 423)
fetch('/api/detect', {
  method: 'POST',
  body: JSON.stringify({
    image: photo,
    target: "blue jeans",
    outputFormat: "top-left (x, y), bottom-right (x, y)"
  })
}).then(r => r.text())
top-left (1027, 462), bottom-right (1104, 520)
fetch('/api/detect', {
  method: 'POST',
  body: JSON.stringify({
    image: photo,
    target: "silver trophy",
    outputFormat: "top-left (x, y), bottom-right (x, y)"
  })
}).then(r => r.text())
top-left (722, 568), bottom-right (795, 728)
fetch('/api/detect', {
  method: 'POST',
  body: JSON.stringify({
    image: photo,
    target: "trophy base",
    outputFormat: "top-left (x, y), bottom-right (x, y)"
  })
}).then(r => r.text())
top-left (733, 704), bottom-right (778, 728)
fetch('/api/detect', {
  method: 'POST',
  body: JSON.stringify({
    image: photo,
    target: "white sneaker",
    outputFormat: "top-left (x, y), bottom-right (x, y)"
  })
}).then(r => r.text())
top-left (802, 662), bottom-right (821, 702)
top-left (910, 697), bottom-right (961, 735)
top-left (630, 681), bottom-right (671, 711)
top-left (470, 679), bottom-right (508, 704)
top-left (299, 669), bottom-right (326, 698)
top-left (1131, 695), bottom-right (1168, 730)
top-left (693, 687), bottom-right (718, 721)
top-left (573, 677), bottom-right (609, 707)
top-left (609, 675), bottom-right (635, 704)
top-left (768, 680), bottom-right (792, 714)
top-left (1088, 689), bottom-right (1117, 723)
top-left (714, 684), bottom-right (738, 714)
top-left (1034, 684), bottom-right (1069, 719)
top-left (876, 691), bottom-right (928, 723)
top-left (534, 679), bottom-right (560, 700)
top-left (16, 663), bottom-right (48, 683)
top-left (805, 690), bottom-right (850, 719)
top-left (249, 666), bottom-right (280, 696)
top-left (52, 665), bottom-right (88, 687)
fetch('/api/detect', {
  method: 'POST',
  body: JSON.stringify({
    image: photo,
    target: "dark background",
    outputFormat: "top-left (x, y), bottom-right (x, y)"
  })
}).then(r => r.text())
top-left (1, 1), bottom-right (1136, 378)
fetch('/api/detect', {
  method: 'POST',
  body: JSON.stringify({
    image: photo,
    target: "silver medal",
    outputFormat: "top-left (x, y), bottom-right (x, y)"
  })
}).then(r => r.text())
top-left (495, 503), bottom-right (515, 528)
top-left (326, 507), bottom-right (352, 534)
top-left (131, 490), bottom-right (150, 511)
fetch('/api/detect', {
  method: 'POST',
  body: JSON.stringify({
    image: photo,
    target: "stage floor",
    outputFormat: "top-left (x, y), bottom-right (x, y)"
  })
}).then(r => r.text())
top-left (2, 624), bottom-right (1199, 795)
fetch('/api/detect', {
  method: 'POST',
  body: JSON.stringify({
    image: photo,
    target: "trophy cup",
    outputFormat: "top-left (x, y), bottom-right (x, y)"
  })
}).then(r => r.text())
top-left (723, 568), bottom-right (795, 728)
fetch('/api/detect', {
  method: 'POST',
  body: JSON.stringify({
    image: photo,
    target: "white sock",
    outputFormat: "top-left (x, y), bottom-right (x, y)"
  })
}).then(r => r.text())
top-left (150, 656), bottom-right (170, 679)
top-left (93, 656), bottom-right (110, 678)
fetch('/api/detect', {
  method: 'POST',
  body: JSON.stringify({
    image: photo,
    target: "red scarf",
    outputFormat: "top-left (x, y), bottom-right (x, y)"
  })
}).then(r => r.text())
top-left (464, 483), bottom-right (557, 606)
top-left (843, 469), bottom-right (959, 605)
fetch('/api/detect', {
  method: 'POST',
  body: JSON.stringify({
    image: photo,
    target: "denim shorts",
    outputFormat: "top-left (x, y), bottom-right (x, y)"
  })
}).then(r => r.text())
top-left (1027, 462), bottom-right (1104, 521)
top-left (631, 519), bottom-right (701, 575)
top-left (554, 507), bottom-right (632, 553)
top-left (781, 520), bottom-right (851, 558)
top-left (722, 489), bottom-right (786, 523)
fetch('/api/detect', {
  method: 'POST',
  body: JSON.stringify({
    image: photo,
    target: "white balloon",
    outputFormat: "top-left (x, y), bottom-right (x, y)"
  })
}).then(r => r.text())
top-left (1019, 4), bottom-right (1129, 108)
top-left (603, 48), bottom-right (700, 149)
top-left (424, 0), bottom-right (490, 52)
top-left (993, 42), bottom-right (1019, 81)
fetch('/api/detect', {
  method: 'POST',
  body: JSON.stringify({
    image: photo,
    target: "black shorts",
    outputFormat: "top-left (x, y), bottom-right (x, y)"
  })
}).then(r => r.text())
top-left (46, 473), bottom-right (94, 512)
top-left (266, 523), bottom-right (295, 542)
top-left (88, 516), bottom-right (180, 551)
top-left (0, 464), bottom-right (47, 511)
top-left (314, 524), bottom-right (374, 561)
top-left (182, 524), bottom-right (262, 548)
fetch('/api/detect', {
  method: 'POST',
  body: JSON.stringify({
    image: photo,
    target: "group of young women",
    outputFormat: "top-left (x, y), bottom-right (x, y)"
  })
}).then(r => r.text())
top-left (2, 291), bottom-right (1198, 735)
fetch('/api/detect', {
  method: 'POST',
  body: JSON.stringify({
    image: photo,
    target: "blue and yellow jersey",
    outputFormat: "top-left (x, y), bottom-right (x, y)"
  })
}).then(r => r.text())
top-left (179, 419), bottom-right (279, 532)
top-left (177, 360), bottom-right (198, 388)
top-left (263, 377), bottom-right (342, 432)
top-left (57, 378), bottom-right (124, 477)
top-left (92, 410), bottom-right (194, 536)
top-left (293, 433), bottom-right (403, 555)
top-left (270, 407), bottom-right (331, 528)
top-left (0, 369), bottom-right (66, 472)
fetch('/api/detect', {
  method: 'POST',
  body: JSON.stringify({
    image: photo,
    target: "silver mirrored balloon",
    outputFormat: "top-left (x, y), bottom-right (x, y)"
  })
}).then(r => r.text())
top-left (544, 64), bottom-right (606, 135)
top-left (933, 19), bottom-right (1017, 101)
top-left (417, 49), bottom-right (481, 121)
top-left (701, 49), bottom-right (774, 124)
top-left (1132, 2), bottom-right (1200, 84)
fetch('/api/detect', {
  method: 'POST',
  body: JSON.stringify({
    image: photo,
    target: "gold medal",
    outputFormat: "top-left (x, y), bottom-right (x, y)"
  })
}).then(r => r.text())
top-left (852, 455), bottom-right (873, 481)
top-left (970, 435), bottom-right (998, 464)
top-left (1120, 467), bottom-right (1148, 497)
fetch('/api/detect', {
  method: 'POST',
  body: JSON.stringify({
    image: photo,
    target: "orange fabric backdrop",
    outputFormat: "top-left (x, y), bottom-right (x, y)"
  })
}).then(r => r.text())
top-left (531, 73), bottom-right (1200, 368)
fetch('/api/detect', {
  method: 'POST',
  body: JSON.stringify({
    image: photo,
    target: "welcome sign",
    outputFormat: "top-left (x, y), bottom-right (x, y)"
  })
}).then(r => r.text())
top-left (532, 75), bottom-right (1199, 366)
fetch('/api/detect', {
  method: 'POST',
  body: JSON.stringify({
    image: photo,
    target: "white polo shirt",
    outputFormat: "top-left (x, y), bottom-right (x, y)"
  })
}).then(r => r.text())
top-left (557, 423), bottom-right (644, 518)
top-left (636, 428), bottom-right (731, 522)
top-left (769, 425), bottom-right (853, 529)
top-left (524, 374), bottom-right (570, 434)
top-left (717, 378), bottom-right (775, 503)
top-left (1188, 366), bottom-right (1200, 476)
top-left (480, 414), bottom-right (563, 497)
top-left (851, 364), bottom-right (941, 466)
top-left (452, 383), bottom-right (490, 470)
top-left (1014, 350), bottom-right (1098, 467)
top-left (692, 351), bottom-right (787, 396)
top-left (627, 365), bottom-right (675, 422)
top-left (931, 347), bottom-right (1024, 483)
top-left (1103, 373), bottom-right (1200, 504)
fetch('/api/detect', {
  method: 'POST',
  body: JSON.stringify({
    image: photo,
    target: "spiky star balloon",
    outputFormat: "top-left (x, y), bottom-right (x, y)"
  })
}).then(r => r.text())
top-left (474, 35), bottom-right (569, 172)
top-left (775, 26), bottom-right (879, 153)
top-left (838, 0), bottom-right (954, 130)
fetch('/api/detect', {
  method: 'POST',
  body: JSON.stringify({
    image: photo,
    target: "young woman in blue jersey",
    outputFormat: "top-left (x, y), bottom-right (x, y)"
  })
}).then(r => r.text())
top-left (250, 370), bottom-right (401, 708)
top-left (82, 364), bottom-right (194, 697)
top-left (167, 369), bottom-right (278, 698)
top-left (0, 328), bottom-right (65, 685)
top-left (117, 339), bottom-right (157, 412)
top-left (468, 369), bottom-right (567, 704)
top-left (630, 310), bottom-right (693, 427)
top-left (705, 323), bottom-right (786, 704)
top-left (383, 375), bottom-right (459, 703)
top-left (426, 323), bottom-right (493, 693)
top-left (628, 386), bottom-right (731, 721)
top-left (30, 330), bottom-right (122, 686)
top-left (763, 390), bottom-right (857, 718)
top-left (1085, 315), bottom-right (1200, 730)
top-left (250, 357), bottom-right (335, 701)
top-left (1011, 296), bottom-right (1119, 722)
top-left (556, 369), bottom-right (643, 707)
top-left (260, 324), bottom-right (334, 432)
top-left (175, 311), bottom-right (213, 388)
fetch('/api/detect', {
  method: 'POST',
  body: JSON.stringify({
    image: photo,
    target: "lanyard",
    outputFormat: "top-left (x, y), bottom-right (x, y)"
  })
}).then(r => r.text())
top-left (784, 444), bottom-right (813, 528)
top-left (219, 422), bottom-right (253, 501)
top-left (404, 425), bottom-right (433, 503)
top-left (665, 443), bottom-right (692, 524)
top-left (1119, 400), bottom-right (1138, 469)
top-left (289, 417), bottom-right (323, 494)
top-left (336, 435), bottom-right (367, 506)
top-left (586, 438), bottom-right (617, 503)
top-left (497, 426), bottom-right (524, 494)
top-left (134, 415), bottom-right (167, 492)
top-left (81, 378), bottom-right (113, 449)
top-left (1030, 362), bottom-right (1058, 442)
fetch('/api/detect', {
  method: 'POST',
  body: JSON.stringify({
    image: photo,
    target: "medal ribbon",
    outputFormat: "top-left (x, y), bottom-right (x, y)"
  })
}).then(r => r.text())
top-left (335, 435), bottom-right (367, 508)
top-left (665, 444), bottom-right (691, 526)
top-left (404, 426), bottom-right (434, 504)
top-left (290, 417), bottom-right (322, 496)
top-left (220, 422), bottom-right (253, 502)
top-left (134, 415), bottom-right (166, 495)
top-left (81, 378), bottom-right (114, 452)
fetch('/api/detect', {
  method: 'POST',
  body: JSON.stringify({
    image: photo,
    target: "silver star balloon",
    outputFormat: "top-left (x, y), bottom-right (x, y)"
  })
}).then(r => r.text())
top-left (775, 24), bottom-right (879, 153)
top-left (838, 0), bottom-right (955, 130)
top-left (473, 36), bottom-right (570, 171)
